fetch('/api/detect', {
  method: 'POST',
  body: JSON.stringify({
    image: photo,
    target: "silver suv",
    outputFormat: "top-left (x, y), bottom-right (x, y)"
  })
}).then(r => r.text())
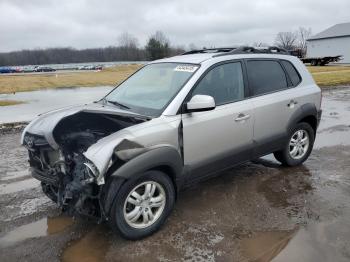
top-left (21, 46), bottom-right (322, 239)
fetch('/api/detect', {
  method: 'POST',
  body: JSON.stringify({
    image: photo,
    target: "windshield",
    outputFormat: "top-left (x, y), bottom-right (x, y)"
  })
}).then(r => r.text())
top-left (104, 63), bottom-right (199, 117)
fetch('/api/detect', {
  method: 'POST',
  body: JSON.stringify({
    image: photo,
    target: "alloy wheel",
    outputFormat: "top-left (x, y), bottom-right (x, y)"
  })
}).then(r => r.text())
top-left (123, 181), bottom-right (166, 229)
top-left (289, 129), bottom-right (310, 160)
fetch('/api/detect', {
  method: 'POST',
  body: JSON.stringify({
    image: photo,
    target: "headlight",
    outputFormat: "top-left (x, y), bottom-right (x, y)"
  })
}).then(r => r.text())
top-left (83, 161), bottom-right (99, 177)
top-left (23, 133), bottom-right (48, 148)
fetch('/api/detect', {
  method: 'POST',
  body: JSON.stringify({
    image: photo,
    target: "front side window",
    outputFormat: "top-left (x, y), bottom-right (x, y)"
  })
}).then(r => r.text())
top-left (105, 63), bottom-right (199, 117)
top-left (247, 60), bottom-right (288, 96)
top-left (191, 62), bottom-right (244, 105)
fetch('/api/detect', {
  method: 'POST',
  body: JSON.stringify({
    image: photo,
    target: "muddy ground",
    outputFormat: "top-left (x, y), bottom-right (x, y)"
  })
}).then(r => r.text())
top-left (0, 88), bottom-right (350, 262)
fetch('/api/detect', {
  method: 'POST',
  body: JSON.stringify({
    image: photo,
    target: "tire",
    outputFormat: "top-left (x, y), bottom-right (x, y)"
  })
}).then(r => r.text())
top-left (274, 122), bottom-right (315, 166)
top-left (109, 170), bottom-right (175, 240)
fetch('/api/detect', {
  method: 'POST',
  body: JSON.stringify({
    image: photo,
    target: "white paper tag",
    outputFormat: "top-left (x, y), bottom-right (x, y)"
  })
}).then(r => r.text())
top-left (174, 65), bottom-right (198, 72)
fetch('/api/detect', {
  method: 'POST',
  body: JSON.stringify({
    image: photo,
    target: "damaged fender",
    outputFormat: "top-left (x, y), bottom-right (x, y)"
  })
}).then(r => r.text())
top-left (103, 145), bottom-right (184, 215)
top-left (111, 145), bottom-right (183, 180)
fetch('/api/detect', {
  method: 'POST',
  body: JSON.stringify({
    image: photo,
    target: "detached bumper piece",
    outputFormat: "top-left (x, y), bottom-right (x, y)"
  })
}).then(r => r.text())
top-left (30, 167), bottom-right (59, 185)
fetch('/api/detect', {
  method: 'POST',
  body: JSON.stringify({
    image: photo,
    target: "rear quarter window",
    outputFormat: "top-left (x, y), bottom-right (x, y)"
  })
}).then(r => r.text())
top-left (281, 60), bottom-right (302, 86)
top-left (247, 60), bottom-right (288, 96)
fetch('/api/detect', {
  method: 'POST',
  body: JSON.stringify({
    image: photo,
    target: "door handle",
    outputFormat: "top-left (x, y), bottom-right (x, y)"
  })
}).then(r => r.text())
top-left (287, 100), bottom-right (298, 107)
top-left (235, 113), bottom-right (250, 122)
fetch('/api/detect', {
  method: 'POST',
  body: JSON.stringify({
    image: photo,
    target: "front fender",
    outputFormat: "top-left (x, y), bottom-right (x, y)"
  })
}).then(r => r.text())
top-left (111, 146), bottom-right (183, 181)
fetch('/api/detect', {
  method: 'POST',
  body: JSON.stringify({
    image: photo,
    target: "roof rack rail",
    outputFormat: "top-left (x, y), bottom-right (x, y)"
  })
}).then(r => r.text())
top-left (213, 46), bottom-right (290, 57)
top-left (182, 47), bottom-right (237, 55)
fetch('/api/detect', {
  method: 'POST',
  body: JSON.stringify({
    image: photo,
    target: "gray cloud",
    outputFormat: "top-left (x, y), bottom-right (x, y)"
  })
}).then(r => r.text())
top-left (0, 0), bottom-right (349, 52)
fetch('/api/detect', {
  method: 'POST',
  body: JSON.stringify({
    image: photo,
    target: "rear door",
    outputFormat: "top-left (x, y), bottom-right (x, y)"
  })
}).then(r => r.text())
top-left (182, 61), bottom-right (254, 181)
top-left (245, 59), bottom-right (301, 156)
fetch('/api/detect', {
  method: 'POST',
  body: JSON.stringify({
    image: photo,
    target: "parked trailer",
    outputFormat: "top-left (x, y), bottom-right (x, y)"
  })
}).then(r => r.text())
top-left (301, 55), bottom-right (342, 66)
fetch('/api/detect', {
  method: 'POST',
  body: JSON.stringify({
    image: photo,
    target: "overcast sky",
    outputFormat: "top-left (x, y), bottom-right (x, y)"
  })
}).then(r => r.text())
top-left (0, 0), bottom-right (349, 52)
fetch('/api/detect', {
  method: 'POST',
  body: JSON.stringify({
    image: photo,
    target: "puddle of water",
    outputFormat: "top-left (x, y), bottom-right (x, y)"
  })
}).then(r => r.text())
top-left (257, 164), bottom-right (312, 209)
top-left (315, 90), bottom-right (350, 148)
top-left (273, 221), bottom-right (349, 262)
top-left (315, 129), bottom-right (350, 148)
top-left (0, 86), bottom-right (112, 124)
top-left (0, 216), bottom-right (74, 247)
top-left (0, 178), bottom-right (40, 195)
top-left (240, 220), bottom-right (350, 262)
top-left (240, 229), bottom-right (297, 262)
top-left (62, 225), bottom-right (110, 262)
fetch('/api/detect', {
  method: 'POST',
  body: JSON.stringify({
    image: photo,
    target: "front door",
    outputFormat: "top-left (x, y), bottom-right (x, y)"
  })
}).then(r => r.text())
top-left (181, 61), bottom-right (254, 181)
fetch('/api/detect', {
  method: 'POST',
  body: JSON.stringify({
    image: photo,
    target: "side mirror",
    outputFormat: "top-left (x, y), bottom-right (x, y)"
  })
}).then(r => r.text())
top-left (186, 95), bottom-right (216, 112)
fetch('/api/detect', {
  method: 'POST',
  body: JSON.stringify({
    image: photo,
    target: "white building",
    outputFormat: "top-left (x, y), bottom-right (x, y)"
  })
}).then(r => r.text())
top-left (307, 22), bottom-right (350, 63)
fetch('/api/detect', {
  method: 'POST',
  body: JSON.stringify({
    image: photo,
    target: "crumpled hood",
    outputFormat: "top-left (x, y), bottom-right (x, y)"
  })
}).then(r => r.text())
top-left (21, 102), bottom-right (144, 149)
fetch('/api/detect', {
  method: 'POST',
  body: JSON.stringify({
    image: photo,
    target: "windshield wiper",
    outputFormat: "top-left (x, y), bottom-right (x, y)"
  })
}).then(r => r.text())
top-left (105, 99), bottom-right (130, 110)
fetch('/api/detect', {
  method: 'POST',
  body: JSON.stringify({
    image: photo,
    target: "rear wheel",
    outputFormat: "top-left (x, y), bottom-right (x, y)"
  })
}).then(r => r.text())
top-left (274, 122), bottom-right (315, 166)
top-left (109, 170), bottom-right (175, 240)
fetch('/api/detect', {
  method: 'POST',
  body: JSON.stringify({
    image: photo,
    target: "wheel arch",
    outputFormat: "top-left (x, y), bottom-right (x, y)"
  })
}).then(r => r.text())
top-left (103, 146), bottom-right (184, 216)
top-left (297, 115), bottom-right (317, 134)
top-left (287, 103), bottom-right (318, 134)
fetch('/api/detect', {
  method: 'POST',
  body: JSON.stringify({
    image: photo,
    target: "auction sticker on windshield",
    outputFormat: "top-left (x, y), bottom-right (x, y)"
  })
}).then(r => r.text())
top-left (174, 65), bottom-right (198, 72)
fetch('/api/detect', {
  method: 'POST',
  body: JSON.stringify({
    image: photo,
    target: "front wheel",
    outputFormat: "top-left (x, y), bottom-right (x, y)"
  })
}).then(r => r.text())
top-left (274, 122), bottom-right (315, 166)
top-left (109, 170), bottom-right (175, 240)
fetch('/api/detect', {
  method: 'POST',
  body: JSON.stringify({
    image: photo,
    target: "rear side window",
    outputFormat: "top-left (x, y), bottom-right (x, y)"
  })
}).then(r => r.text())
top-left (247, 60), bottom-right (288, 96)
top-left (281, 60), bottom-right (302, 86)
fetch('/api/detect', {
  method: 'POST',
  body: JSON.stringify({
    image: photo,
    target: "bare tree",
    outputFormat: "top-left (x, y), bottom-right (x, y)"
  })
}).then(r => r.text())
top-left (153, 31), bottom-right (170, 46)
top-left (275, 31), bottom-right (298, 50)
top-left (117, 32), bottom-right (140, 60)
top-left (117, 32), bottom-right (139, 48)
top-left (297, 27), bottom-right (312, 56)
top-left (252, 42), bottom-right (269, 47)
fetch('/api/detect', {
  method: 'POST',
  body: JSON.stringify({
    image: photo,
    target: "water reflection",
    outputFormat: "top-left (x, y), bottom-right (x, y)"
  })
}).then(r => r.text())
top-left (62, 225), bottom-right (110, 262)
top-left (0, 216), bottom-right (74, 247)
top-left (241, 229), bottom-right (298, 262)
top-left (0, 86), bottom-right (113, 124)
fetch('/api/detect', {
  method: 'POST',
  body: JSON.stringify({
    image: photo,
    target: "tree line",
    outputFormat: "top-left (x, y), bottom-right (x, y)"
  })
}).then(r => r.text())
top-left (0, 27), bottom-right (314, 67)
top-left (0, 31), bottom-right (185, 66)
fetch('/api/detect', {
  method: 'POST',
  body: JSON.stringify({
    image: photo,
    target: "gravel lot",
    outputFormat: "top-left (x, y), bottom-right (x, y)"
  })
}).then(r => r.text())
top-left (0, 88), bottom-right (350, 262)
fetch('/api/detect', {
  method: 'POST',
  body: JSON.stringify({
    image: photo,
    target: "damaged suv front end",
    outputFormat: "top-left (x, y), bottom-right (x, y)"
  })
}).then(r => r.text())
top-left (21, 62), bottom-right (198, 222)
top-left (22, 103), bottom-right (149, 218)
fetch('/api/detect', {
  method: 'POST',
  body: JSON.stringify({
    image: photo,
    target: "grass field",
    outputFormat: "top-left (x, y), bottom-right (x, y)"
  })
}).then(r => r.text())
top-left (0, 100), bottom-right (25, 106)
top-left (0, 64), bottom-right (349, 94)
top-left (306, 66), bottom-right (350, 86)
top-left (0, 64), bottom-right (142, 94)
